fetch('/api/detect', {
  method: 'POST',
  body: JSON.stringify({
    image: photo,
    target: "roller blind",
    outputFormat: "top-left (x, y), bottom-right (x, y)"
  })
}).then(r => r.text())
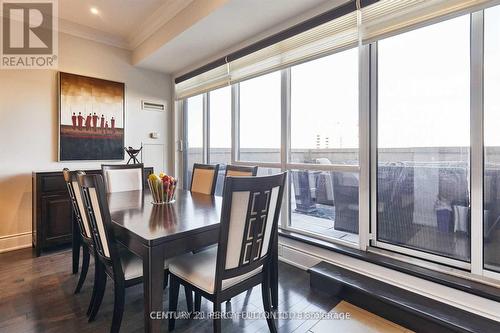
top-left (175, 64), bottom-right (230, 100)
top-left (229, 11), bottom-right (358, 84)
top-left (176, 0), bottom-right (499, 100)
top-left (175, 9), bottom-right (359, 99)
top-left (360, 0), bottom-right (497, 43)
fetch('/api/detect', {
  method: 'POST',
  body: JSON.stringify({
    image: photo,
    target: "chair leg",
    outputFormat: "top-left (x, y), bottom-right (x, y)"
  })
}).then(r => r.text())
top-left (110, 283), bottom-right (125, 333)
top-left (87, 257), bottom-right (99, 316)
top-left (88, 263), bottom-right (107, 322)
top-left (164, 271), bottom-right (169, 290)
top-left (185, 286), bottom-right (193, 313)
top-left (194, 293), bottom-right (201, 312)
top-left (74, 246), bottom-right (90, 294)
top-left (262, 270), bottom-right (277, 333)
top-left (213, 301), bottom-right (221, 333)
top-left (72, 224), bottom-right (81, 275)
top-left (168, 276), bottom-right (180, 331)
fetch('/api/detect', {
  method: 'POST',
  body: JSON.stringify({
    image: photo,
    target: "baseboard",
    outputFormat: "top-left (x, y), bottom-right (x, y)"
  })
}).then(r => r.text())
top-left (0, 232), bottom-right (32, 253)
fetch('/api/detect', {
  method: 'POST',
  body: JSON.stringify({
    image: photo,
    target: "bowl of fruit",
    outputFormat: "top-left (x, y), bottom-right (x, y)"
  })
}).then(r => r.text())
top-left (147, 173), bottom-right (177, 204)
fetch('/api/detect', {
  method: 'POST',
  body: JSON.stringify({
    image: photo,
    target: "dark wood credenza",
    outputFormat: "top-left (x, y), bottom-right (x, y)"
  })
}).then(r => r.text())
top-left (32, 167), bottom-right (154, 257)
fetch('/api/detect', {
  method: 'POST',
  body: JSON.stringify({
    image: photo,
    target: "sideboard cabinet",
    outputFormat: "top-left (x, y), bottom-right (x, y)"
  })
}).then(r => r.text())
top-left (32, 167), bottom-right (153, 256)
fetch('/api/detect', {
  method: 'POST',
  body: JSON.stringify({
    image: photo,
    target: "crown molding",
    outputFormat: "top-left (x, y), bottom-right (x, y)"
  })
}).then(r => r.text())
top-left (58, 0), bottom-right (196, 51)
top-left (59, 18), bottom-right (131, 50)
top-left (128, 0), bottom-right (195, 49)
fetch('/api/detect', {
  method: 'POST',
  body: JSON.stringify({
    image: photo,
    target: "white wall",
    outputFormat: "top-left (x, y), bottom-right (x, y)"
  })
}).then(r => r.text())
top-left (0, 33), bottom-right (172, 252)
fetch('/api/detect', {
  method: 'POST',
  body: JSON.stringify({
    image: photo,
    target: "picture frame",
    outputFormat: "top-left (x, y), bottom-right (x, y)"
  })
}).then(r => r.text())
top-left (58, 72), bottom-right (125, 161)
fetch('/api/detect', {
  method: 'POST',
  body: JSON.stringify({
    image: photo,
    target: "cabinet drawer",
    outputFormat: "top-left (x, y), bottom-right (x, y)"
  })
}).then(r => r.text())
top-left (40, 175), bottom-right (66, 192)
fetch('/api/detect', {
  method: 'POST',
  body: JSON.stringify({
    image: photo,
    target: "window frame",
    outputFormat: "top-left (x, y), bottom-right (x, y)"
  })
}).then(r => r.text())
top-left (179, 5), bottom-right (500, 283)
top-left (369, 14), bottom-right (475, 271)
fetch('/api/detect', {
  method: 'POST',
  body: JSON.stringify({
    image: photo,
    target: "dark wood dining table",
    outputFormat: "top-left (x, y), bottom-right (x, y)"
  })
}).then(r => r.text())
top-left (107, 189), bottom-right (278, 333)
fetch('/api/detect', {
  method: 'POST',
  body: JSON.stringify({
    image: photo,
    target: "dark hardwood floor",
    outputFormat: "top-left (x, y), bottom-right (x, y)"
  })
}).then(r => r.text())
top-left (0, 248), bottom-right (340, 333)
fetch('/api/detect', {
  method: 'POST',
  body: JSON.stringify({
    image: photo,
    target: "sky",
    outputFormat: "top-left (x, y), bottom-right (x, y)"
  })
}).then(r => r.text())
top-left (187, 7), bottom-right (500, 151)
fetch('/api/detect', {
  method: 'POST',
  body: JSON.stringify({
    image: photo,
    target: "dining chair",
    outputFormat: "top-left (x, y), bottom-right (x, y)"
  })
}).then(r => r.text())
top-left (77, 173), bottom-right (193, 333)
top-left (168, 172), bottom-right (287, 333)
top-left (194, 164), bottom-right (257, 254)
top-left (190, 163), bottom-right (219, 195)
top-left (63, 169), bottom-right (95, 299)
top-left (65, 169), bottom-right (110, 319)
top-left (101, 163), bottom-right (144, 193)
top-left (224, 165), bottom-right (258, 177)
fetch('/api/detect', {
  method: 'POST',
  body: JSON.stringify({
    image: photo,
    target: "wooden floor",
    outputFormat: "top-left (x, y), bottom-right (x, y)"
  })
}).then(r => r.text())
top-left (0, 248), bottom-right (409, 333)
top-left (309, 302), bottom-right (413, 333)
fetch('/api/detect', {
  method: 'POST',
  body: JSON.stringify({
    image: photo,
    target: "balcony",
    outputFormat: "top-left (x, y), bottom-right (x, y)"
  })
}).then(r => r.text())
top-left (186, 146), bottom-right (500, 269)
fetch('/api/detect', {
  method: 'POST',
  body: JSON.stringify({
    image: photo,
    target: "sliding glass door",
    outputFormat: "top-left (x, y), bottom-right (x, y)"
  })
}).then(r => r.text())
top-left (484, 5), bottom-right (500, 275)
top-left (289, 48), bottom-right (359, 244)
top-left (208, 86), bottom-right (231, 195)
top-left (179, 4), bottom-right (500, 282)
top-left (239, 72), bottom-right (282, 163)
top-left (375, 15), bottom-right (471, 264)
top-left (184, 94), bottom-right (204, 189)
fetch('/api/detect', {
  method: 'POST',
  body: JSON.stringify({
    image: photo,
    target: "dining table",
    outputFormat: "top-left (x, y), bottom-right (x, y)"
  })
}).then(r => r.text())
top-left (107, 188), bottom-right (278, 333)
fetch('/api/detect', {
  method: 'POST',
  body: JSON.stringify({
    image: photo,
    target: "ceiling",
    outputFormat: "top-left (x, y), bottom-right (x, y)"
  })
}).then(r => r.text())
top-left (59, 0), bottom-right (166, 39)
top-left (136, 0), bottom-right (346, 75)
top-left (58, 0), bottom-right (347, 75)
top-left (58, 0), bottom-right (194, 48)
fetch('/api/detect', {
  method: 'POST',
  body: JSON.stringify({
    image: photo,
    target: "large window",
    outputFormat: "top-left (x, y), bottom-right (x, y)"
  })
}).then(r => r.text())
top-left (376, 16), bottom-right (471, 262)
top-left (484, 5), bottom-right (500, 273)
top-left (209, 86), bottom-right (231, 164)
top-left (239, 71), bottom-right (281, 162)
top-left (184, 94), bottom-right (204, 189)
top-left (289, 49), bottom-right (359, 244)
top-left (290, 48), bottom-right (359, 164)
top-left (180, 4), bottom-right (500, 283)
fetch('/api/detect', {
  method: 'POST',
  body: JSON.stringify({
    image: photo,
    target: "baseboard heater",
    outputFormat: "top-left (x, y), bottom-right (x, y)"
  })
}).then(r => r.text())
top-left (309, 261), bottom-right (499, 333)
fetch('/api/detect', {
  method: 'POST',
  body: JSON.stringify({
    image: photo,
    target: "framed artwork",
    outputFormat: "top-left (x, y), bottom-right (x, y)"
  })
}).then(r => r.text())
top-left (58, 72), bottom-right (125, 161)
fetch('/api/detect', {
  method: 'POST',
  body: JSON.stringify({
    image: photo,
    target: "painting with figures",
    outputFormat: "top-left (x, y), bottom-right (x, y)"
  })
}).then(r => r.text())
top-left (59, 72), bottom-right (125, 161)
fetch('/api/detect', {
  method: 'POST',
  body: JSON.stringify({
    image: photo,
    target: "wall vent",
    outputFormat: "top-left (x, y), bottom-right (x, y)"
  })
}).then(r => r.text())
top-left (141, 100), bottom-right (166, 112)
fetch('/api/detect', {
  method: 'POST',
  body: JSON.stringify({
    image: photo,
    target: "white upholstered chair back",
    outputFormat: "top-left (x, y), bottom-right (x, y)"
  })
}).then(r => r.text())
top-left (87, 187), bottom-right (111, 257)
top-left (102, 165), bottom-right (143, 193)
top-left (72, 180), bottom-right (92, 238)
top-left (219, 173), bottom-right (286, 274)
top-left (63, 168), bottom-right (92, 239)
top-left (224, 188), bottom-right (279, 269)
top-left (79, 175), bottom-right (112, 258)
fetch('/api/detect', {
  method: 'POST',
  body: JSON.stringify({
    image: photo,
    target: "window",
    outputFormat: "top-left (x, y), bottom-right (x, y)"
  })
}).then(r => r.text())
top-left (376, 16), bottom-right (471, 262)
top-left (239, 71), bottom-right (281, 162)
top-left (208, 86), bottom-right (232, 195)
top-left (289, 49), bottom-right (359, 244)
top-left (290, 169), bottom-right (359, 242)
top-left (184, 94), bottom-right (204, 189)
top-left (290, 49), bottom-right (359, 164)
top-left (179, 5), bottom-right (500, 283)
top-left (484, 5), bottom-right (500, 273)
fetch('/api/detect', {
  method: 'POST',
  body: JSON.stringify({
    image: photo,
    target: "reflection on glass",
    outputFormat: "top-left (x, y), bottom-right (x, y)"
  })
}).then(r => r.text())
top-left (291, 48), bottom-right (358, 164)
top-left (185, 94), bottom-right (203, 189)
top-left (484, 5), bottom-right (500, 273)
top-left (290, 170), bottom-right (359, 243)
top-left (239, 71), bottom-right (281, 162)
top-left (377, 16), bottom-right (470, 261)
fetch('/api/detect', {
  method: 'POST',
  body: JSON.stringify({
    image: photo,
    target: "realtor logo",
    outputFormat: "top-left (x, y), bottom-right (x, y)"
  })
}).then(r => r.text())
top-left (1, 0), bottom-right (58, 68)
